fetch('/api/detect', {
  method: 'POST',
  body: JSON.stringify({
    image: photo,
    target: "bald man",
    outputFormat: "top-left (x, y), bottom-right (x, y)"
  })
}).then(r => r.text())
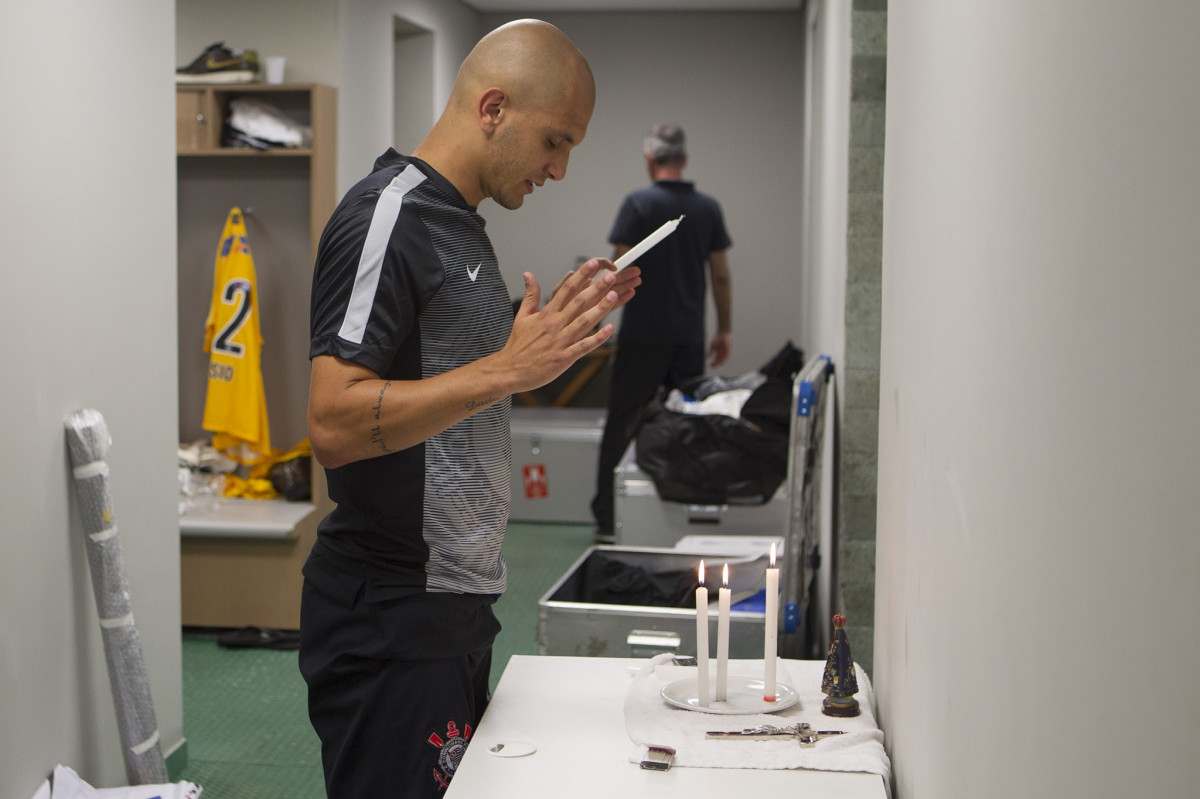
top-left (299, 20), bottom-right (639, 798)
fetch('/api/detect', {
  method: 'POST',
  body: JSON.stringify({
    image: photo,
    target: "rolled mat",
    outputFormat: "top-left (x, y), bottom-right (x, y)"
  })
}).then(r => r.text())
top-left (65, 409), bottom-right (168, 784)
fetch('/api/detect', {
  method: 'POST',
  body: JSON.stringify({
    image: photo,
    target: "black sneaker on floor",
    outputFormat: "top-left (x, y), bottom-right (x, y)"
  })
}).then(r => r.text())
top-left (216, 626), bottom-right (299, 650)
top-left (593, 528), bottom-right (617, 545)
top-left (176, 41), bottom-right (259, 84)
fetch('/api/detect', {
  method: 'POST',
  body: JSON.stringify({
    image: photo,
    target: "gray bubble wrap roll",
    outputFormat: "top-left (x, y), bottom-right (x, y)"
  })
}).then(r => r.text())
top-left (65, 408), bottom-right (168, 784)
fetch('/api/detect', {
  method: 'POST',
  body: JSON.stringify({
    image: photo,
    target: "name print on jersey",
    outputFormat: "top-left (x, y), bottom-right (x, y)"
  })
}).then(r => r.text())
top-left (208, 361), bottom-right (236, 383)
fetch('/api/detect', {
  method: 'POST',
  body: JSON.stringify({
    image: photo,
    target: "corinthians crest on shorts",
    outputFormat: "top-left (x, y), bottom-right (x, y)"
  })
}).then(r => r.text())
top-left (427, 719), bottom-right (472, 791)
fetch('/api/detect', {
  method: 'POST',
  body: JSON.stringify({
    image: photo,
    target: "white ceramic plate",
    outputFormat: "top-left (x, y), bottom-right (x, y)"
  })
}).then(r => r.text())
top-left (486, 741), bottom-right (537, 758)
top-left (660, 676), bottom-right (799, 714)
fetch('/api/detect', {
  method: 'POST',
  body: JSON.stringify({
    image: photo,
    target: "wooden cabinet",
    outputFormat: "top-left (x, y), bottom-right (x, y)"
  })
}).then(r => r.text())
top-left (175, 83), bottom-right (336, 254)
top-left (177, 83), bottom-right (337, 630)
top-left (174, 87), bottom-right (213, 152)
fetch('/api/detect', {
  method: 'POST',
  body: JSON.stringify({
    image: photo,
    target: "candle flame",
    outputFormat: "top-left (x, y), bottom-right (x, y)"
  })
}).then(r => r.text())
top-left (722, 563), bottom-right (729, 587)
top-left (698, 560), bottom-right (705, 585)
top-left (770, 541), bottom-right (776, 568)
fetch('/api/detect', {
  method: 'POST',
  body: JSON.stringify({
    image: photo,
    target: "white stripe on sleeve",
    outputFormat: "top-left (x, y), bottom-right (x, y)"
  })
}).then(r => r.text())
top-left (338, 163), bottom-right (428, 344)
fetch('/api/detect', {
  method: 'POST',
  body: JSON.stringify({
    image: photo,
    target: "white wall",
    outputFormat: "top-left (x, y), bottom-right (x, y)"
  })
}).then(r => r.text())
top-left (798, 0), bottom-right (852, 657)
top-left (0, 1), bottom-right (182, 792)
top-left (799, 0), bottom-right (850, 369)
top-left (481, 11), bottom-right (807, 377)
top-left (338, 0), bottom-right (483, 197)
top-left (875, 2), bottom-right (1200, 797)
top-left (176, 0), bottom-right (340, 85)
top-left (393, 18), bottom-right (436, 157)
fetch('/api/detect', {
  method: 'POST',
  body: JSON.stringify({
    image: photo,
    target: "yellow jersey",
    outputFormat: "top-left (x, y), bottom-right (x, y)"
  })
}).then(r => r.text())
top-left (202, 207), bottom-right (273, 464)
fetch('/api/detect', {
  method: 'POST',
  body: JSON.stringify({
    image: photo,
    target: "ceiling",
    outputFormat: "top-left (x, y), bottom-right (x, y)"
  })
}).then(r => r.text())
top-left (463, 0), bottom-right (803, 12)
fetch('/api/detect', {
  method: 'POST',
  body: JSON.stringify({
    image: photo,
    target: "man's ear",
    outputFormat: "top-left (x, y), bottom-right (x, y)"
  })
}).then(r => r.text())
top-left (478, 87), bottom-right (506, 135)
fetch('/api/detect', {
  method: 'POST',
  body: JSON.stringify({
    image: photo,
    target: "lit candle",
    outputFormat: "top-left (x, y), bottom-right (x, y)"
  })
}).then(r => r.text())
top-left (715, 563), bottom-right (731, 702)
top-left (613, 215), bottom-right (684, 271)
top-left (763, 542), bottom-right (779, 701)
top-left (696, 560), bottom-right (709, 707)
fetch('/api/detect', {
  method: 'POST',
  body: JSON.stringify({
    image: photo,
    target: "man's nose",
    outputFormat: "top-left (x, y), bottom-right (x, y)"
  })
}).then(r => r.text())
top-left (546, 153), bottom-right (569, 182)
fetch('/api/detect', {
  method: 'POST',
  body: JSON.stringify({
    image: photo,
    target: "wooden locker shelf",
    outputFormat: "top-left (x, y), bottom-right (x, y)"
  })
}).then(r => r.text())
top-left (177, 82), bottom-right (337, 630)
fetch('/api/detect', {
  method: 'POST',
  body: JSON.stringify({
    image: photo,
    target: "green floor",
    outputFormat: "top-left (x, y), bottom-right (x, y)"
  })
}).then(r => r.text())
top-left (174, 521), bottom-right (593, 798)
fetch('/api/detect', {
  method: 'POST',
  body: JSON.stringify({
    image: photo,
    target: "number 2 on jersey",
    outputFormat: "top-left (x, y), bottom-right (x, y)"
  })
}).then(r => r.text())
top-left (213, 278), bottom-right (252, 357)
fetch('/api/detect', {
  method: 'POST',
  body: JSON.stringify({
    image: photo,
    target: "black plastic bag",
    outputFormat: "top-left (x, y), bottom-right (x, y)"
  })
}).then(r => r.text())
top-left (581, 552), bottom-right (698, 608)
top-left (632, 342), bottom-right (802, 506)
top-left (269, 455), bottom-right (312, 501)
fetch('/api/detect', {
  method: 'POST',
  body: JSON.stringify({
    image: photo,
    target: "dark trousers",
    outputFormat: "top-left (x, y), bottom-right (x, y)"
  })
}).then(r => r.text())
top-left (591, 340), bottom-right (704, 532)
top-left (299, 578), bottom-right (496, 798)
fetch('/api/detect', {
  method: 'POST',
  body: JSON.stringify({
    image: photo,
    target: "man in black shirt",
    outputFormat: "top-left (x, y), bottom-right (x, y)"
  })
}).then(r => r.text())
top-left (301, 20), bottom-right (640, 798)
top-left (592, 123), bottom-right (733, 540)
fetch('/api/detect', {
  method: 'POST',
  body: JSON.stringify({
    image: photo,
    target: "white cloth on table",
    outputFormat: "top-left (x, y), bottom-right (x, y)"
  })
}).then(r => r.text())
top-left (33, 765), bottom-right (202, 799)
top-left (624, 654), bottom-right (891, 793)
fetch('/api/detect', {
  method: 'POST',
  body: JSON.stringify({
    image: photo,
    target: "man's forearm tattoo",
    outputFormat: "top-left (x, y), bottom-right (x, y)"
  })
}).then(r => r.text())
top-left (465, 395), bottom-right (501, 412)
top-left (369, 382), bottom-right (394, 454)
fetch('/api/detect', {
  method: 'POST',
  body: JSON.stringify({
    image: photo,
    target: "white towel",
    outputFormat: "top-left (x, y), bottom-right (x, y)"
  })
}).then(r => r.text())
top-left (624, 655), bottom-right (891, 790)
top-left (44, 765), bottom-right (202, 799)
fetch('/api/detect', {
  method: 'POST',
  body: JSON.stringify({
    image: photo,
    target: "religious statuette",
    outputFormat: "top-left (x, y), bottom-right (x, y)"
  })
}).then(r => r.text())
top-left (821, 613), bottom-right (861, 717)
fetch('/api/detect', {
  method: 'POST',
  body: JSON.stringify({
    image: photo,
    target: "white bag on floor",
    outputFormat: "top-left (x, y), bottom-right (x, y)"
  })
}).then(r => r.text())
top-left (40, 765), bottom-right (201, 799)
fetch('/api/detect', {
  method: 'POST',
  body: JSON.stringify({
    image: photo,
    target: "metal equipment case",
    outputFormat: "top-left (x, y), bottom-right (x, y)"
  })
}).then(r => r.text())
top-left (606, 354), bottom-right (835, 659)
top-left (612, 441), bottom-right (789, 547)
top-left (509, 407), bottom-right (605, 524)
top-left (537, 544), bottom-right (778, 659)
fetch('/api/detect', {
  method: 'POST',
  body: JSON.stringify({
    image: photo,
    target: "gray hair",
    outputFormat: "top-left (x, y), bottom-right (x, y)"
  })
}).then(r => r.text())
top-left (643, 123), bottom-right (686, 164)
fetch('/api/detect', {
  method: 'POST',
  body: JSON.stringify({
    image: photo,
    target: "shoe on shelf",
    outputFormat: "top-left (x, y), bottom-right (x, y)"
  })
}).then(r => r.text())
top-left (176, 41), bottom-right (259, 84)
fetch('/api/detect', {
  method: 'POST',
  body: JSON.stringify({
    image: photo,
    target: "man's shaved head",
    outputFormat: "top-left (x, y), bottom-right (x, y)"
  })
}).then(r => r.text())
top-left (414, 19), bottom-right (595, 208)
top-left (452, 19), bottom-right (595, 116)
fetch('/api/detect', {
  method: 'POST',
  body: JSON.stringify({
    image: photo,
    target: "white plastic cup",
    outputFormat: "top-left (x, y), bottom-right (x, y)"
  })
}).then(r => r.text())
top-left (265, 56), bottom-right (286, 84)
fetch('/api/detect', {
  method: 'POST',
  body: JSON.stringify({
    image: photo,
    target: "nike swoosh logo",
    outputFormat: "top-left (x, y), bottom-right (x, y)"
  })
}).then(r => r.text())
top-left (205, 56), bottom-right (250, 70)
top-left (466, 263), bottom-right (482, 282)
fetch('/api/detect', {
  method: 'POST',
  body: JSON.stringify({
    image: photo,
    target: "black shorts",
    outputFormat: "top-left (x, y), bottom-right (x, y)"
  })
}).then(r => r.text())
top-left (299, 568), bottom-right (500, 798)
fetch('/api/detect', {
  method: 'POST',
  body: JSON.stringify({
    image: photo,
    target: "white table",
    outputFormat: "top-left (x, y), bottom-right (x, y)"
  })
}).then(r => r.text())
top-left (447, 655), bottom-right (888, 798)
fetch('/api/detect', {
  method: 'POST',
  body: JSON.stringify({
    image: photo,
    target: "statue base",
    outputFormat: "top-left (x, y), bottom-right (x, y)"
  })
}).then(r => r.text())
top-left (821, 694), bottom-right (861, 717)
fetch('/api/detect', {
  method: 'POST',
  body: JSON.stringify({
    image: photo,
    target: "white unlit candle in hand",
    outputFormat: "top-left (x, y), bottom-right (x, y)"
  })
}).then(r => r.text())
top-left (763, 542), bottom-right (779, 701)
top-left (696, 561), bottom-right (709, 707)
top-left (715, 563), bottom-right (731, 702)
top-left (613, 215), bottom-right (684, 271)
